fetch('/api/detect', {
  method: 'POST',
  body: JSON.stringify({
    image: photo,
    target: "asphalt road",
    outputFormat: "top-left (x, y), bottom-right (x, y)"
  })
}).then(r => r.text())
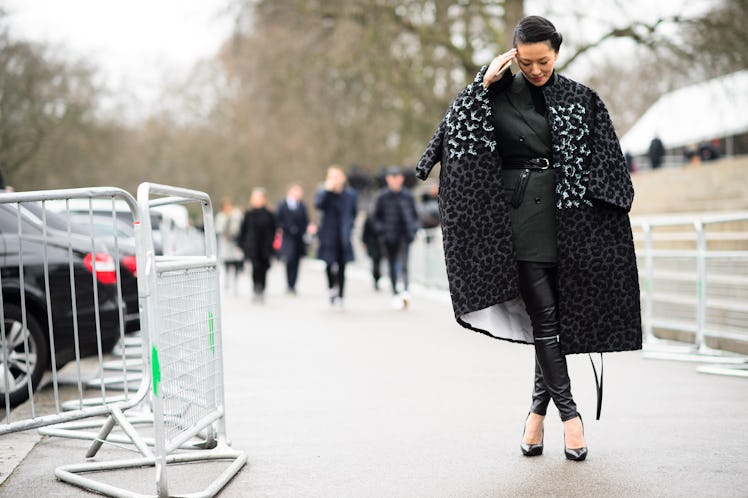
top-left (1, 261), bottom-right (747, 497)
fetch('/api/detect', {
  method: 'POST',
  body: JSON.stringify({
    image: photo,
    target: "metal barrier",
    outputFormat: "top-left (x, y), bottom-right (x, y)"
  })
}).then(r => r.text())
top-left (409, 227), bottom-right (448, 290)
top-left (55, 183), bottom-right (246, 497)
top-left (631, 212), bottom-right (748, 375)
top-left (0, 187), bottom-right (149, 434)
top-left (407, 214), bottom-right (748, 377)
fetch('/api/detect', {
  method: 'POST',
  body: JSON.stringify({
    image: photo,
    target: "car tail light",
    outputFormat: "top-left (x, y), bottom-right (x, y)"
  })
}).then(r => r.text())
top-left (122, 255), bottom-right (137, 276)
top-left (84, 252), bottom-right (118, 284)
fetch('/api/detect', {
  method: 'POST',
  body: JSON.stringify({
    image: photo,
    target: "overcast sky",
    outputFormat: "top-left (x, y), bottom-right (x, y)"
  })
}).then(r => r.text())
top-left (3, 0), bottom-right (234, 110)
top-left (3, 0), bottom-right (709, 115)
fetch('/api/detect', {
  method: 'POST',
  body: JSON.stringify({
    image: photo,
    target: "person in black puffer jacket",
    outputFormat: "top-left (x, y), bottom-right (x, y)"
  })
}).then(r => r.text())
top-left (372, 167), bottom-right (419, 309)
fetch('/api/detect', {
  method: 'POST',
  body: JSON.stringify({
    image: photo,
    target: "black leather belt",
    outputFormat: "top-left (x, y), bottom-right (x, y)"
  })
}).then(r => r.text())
top-left (503, 158), bottom-right (552, 208)
top-left (503, 157), bottom-right (551, 170)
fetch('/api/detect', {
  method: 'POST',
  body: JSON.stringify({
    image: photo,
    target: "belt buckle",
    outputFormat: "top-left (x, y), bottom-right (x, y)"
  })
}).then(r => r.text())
top-left (530, 158), bottom-right (550, 170)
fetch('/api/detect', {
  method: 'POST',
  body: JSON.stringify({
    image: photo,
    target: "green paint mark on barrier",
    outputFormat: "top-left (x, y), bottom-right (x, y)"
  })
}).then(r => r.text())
top-left (151, 346), bottom-right (161, 397)
top-left (209, 311), bottom-right (215, 355)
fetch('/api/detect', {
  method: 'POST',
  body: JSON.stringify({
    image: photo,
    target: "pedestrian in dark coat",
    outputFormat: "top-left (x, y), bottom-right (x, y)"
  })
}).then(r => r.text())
top-left (648, 136), bottom-right (665, 169)
top-left (315, 166), bottom-right (358, 306)
top-left (276, 184), bottom-right (309, 294)
top-left (372, 167), bottom-right (420, 308)
top-left (361, 213), bottom-right (383, 290)
top-left (417, 16), bottom-right (641, 461)
top-left (238, 188), bottom-right (277, 302)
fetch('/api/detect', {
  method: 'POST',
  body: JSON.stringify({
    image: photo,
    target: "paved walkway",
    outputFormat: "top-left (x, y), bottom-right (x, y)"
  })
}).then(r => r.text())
top-left (1, 261), bottom-right (747, 497)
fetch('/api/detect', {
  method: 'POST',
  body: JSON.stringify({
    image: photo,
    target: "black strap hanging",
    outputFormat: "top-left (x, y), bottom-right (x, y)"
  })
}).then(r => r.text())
top-left (588, 353), bottom-right (604, 420)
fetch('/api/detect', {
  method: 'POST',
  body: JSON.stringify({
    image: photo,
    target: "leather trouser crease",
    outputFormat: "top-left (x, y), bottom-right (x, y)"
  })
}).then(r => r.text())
top-left (518, 261), bottom-right (578, 422)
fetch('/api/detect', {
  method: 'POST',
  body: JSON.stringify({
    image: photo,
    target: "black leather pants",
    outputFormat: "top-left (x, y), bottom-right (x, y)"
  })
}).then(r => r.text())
top-left (517, 261), bottom-right (578, 422)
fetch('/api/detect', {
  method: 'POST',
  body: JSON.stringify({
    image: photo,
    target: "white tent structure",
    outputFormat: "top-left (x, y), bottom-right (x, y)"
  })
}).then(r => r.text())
top-left (620, 70), bottom-right (748, 157)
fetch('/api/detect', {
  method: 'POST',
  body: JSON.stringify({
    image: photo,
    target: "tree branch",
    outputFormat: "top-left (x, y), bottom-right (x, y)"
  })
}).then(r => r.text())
top-left (558, 15), bottom-right (692, 71)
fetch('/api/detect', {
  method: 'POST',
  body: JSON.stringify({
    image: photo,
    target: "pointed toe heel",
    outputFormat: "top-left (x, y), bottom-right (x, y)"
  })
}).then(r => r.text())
top-left (564, 445), bottom-right (588, 461)
top-left (521, 441), bottom-right (544, 457)
top-left (563, 414), bottom-right (587, 461)
top-left (520, 413), bottom-right (544, 457)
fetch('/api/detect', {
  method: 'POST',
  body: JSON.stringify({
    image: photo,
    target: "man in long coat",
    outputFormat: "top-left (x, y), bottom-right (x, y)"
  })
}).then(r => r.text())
top-left (277, 184), bottom-right (309, 294)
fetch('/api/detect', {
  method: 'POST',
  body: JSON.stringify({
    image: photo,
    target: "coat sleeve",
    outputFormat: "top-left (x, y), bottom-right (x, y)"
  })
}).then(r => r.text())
top-left (585, 93), bottom-right (635, 212)
top-left (415, 117), bottom-right (447, 181)
top-left (371, 190), bottom-right (384, 235)
top-left (314, 189), bottom-right (329, 210)
top-left (346, 190), bottom-right (358, 232)
top-left (301, 203), bottom-right (310, 229)
top-left (416, 65), bottom-right (495, 182)
top-left (406, 193), bottom-right (420, 240)
top-left (237, 212), bottom-right (248, 250)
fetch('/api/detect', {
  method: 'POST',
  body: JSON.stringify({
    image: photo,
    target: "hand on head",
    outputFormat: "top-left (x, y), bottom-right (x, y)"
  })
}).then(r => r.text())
top-left (483, 48), bottom-right (517, 89)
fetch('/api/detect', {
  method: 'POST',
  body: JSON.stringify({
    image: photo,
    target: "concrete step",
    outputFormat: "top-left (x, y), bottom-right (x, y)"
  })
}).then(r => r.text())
top-left (631, 155), bottom-right (748, 215)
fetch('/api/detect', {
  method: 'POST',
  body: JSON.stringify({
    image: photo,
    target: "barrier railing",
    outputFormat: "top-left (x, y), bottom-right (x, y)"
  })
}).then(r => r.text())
top-left (0, 187), bottom-right (149, 434)
top-left (409, 227), bottom-right (448, 291)
top-left (408, 214), bottom-right (748, 377)
top-left (630, 212), bottom-right (748, 375)
top-left (55, 183), bottom-right (246, 497)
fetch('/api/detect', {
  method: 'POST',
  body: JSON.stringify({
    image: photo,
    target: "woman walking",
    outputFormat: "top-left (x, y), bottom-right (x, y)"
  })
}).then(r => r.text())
top-left (315, 166), bottom-right (358, 307)
top-left (238, 188), bottom-right (277, 303)
top-left (416, 15), bottom-right (641, 460)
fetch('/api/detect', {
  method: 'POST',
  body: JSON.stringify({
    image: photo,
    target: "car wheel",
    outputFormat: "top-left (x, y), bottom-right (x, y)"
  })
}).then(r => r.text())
top-left (0, 303), bottom-right (49, 408)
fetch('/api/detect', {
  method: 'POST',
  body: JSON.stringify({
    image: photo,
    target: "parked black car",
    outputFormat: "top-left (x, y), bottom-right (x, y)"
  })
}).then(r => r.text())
top-left (20, 203), bottom-right (140, 333)
top-left (0, 204), bottom-right (125, 407)
top-left (66, 212), bottom-right (140, 331)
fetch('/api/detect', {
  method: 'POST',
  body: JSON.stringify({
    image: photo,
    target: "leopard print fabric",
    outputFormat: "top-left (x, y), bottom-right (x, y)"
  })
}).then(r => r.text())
top-left (417, 68), bottom-right (520, 319)
top-left (544, 75), bottom-right (635, 212)
top-left (417, 67), bottom-right (642, 355)
top-left (555, 204), bottom-right (642, 354)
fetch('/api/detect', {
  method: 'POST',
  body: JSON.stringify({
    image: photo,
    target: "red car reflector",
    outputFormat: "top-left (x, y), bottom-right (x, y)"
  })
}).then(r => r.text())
top-left (84, 252), bottom-right (118, 284)
top-left (122, 255), bottom-right (137, 275)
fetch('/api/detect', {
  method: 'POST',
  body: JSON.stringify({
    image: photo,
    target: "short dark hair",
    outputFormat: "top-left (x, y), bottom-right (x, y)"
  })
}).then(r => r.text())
top-left (513, 15), bottom-right (563, 52)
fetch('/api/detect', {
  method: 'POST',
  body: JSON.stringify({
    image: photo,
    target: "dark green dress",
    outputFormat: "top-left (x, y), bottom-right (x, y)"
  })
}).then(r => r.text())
top-left (491, 72), bottom-right (556, 264)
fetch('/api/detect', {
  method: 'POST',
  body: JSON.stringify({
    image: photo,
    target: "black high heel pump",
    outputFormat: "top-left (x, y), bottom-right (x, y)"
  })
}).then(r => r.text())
top-left (563, 414), bottom-right (587, 461)
top-left (520, 413), bottom-right (544, 457)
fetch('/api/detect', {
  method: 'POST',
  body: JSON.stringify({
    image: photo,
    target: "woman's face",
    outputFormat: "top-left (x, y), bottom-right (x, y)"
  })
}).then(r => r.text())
top-left (327, 168), bottom-right (346, 189)
top-left (515, 41), bottom-right (558, 87)
top-left (250, 191), bottom-right (267, 208)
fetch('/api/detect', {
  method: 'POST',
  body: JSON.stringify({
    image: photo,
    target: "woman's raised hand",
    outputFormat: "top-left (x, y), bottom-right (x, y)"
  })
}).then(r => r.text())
top-left (482, 48), bottom-right (517, 89)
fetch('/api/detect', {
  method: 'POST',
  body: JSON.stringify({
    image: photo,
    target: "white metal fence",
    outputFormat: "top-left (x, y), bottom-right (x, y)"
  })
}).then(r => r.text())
top-left (0, 184), bottom-right (246, 497)
top-left (54, 183), bottom-right (246, 497)
top-left (409, 228), bottom-right (448, 290)
top-left (408, 214), bottom-right (748, 375)
top-left (0, 187), bottom-right (148, 433)
top-left (631, 212), bottom-right (748, 375)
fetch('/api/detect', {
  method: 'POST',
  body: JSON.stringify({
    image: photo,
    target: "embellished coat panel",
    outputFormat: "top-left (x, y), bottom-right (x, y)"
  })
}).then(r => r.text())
top-left (416, 67), bottom-right (642, 355)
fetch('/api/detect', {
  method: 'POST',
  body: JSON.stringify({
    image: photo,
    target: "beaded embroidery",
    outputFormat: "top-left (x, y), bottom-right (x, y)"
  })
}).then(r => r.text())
top-left (446, 67), bottom-right (497, 159)
top-left (548, 103), bottom-right (593, 209)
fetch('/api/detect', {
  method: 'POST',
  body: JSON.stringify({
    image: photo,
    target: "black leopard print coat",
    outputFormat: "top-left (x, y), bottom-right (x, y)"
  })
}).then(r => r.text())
top-left (416, 66), bottom-right (642, 355)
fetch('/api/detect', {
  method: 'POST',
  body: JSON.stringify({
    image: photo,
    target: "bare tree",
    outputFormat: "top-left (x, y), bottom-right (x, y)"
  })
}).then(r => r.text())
top-left (221, 0), bottom-right (709, 186)
top-left (10, 1), bottom-right (745, 205)
top-left (681, 0), bottom-right (748, 76)
top-left (0, 27), bottom-right (99, 186)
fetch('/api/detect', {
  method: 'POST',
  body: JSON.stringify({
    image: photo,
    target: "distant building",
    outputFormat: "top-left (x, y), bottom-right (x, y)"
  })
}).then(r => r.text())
top-left (620, 70), bottom-right (748, 169)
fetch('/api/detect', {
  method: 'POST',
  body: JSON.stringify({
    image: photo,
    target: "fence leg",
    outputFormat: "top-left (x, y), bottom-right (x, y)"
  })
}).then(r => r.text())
top-left (85, 414), bottom-right (116, 458)
top-left (85, 406), bottom-right (153, 459)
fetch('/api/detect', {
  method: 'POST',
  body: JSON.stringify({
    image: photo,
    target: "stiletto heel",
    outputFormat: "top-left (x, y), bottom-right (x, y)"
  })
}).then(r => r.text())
top-left (563, 414), bottom-right (587, 461)
top-left (520, 413), bottom-right (544, 457)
